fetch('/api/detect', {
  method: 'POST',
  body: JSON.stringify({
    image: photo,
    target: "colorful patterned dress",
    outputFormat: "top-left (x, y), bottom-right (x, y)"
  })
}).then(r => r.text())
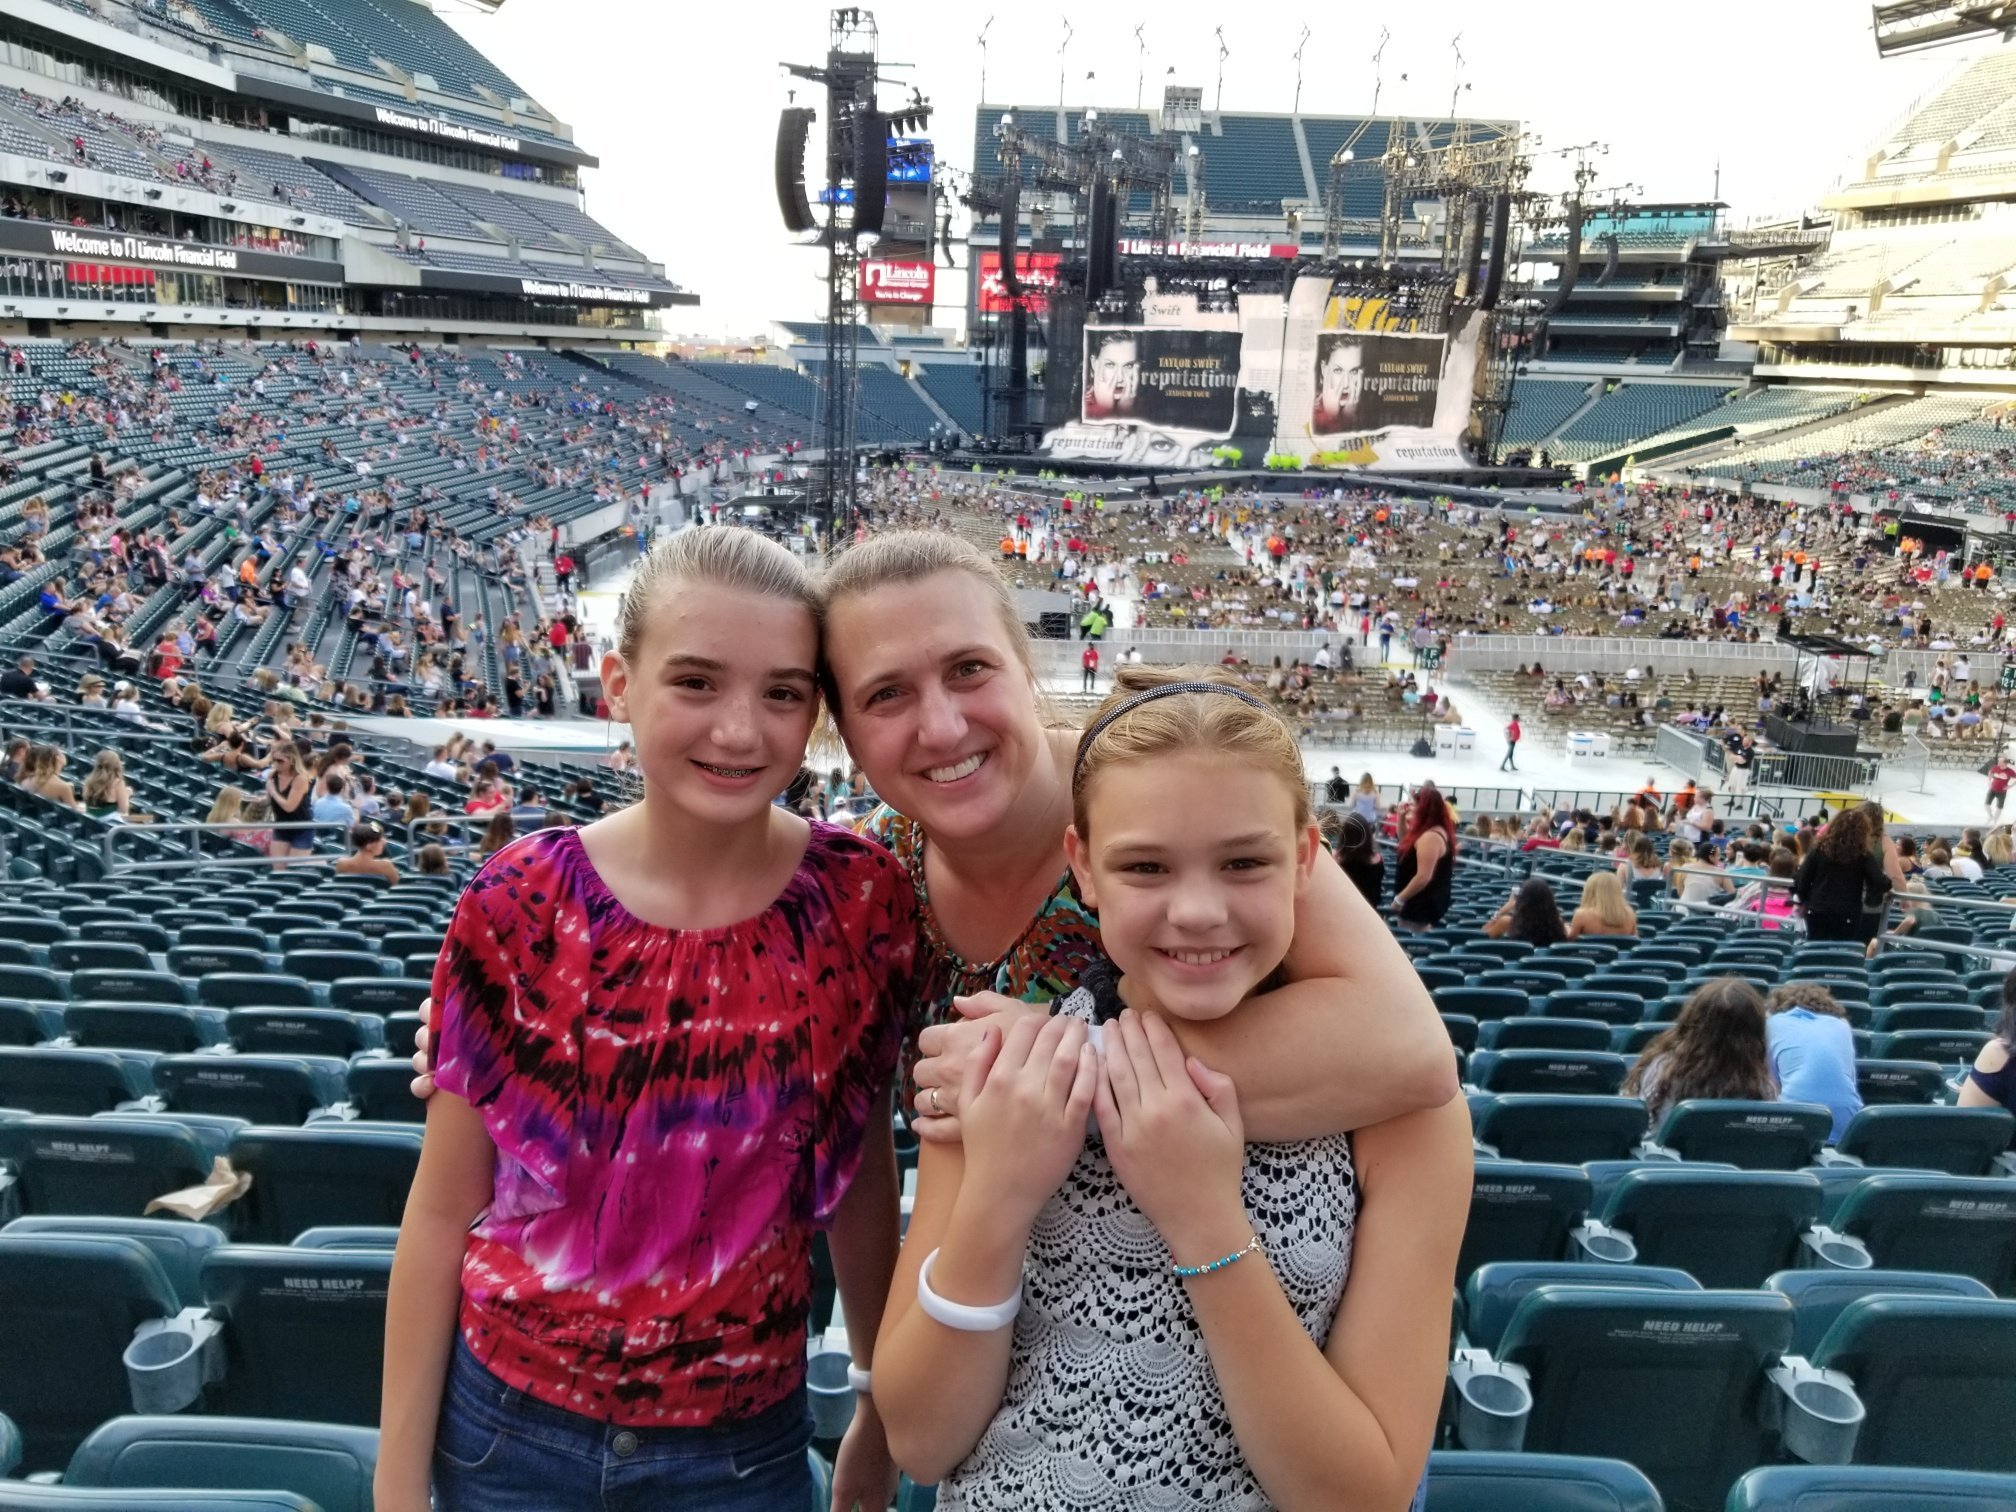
top-left (431, 822), bottom-right (918, 1427)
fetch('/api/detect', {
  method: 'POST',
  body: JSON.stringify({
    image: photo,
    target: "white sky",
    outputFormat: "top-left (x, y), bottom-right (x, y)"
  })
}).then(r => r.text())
top-left (446, 0), bottom-right (1968, 339)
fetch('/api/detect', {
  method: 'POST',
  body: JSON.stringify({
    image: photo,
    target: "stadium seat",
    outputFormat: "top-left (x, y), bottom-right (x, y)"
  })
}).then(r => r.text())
top-left (1809, 1295), bottom-right (2016, 1470)
top-left (203, 1245), bottom-right (390, 1425)
top-left (1448, 1285), bottom-right (1794, 1511)
top-left (66, 972), bottom-right (187, 1008)
top-left (0, 1047), bottom-right (150, 1116)
top-left (0, 966), bottom-right (65, 1003)
top-left (63, 1004), bottom-right (207, 1055)
top-left (1441, 1014), bottom-right (1480, 1054)
top-left (325, 978), bottom-right (429, 1018)
top-left (1458, 1162), bottom-right (1597, 1283)
top-left (1476, 1018), bottom-right (1614, 1052)
top-left (49, 943), bottom-right (153, 975)
top-left (280, 951), bottom-right (385, 988)
top-left (224, 1008), bottom-right (382, 1058)
top-left (1468, 1049), bottom-right (1628, 1095)
top-left (346, 1059), bottom-right (424, 1122)
top-left (1582, 974), bottom-right (1671, 1004)
top-left (1414, 965), bottom-right (1466, 993)
top-left (1539, 990), bottom-right (1649, 1026)
top-left (64, 1416), bottom-right (377, 1512)
top-left (1477, 969), bottom-right (1571, 999)
top-left (1824, 1105), bottom-right (2015, 1177)
top-left (173, 926), bottom-right (268, 955)
top-left (1423, 1450), bottom-right (1664, 1511)
top-left (0, 1409), bottom-right (15, 1476)
top-left (292, 1227), bottom-right (398, 1251)
top-left (0, 1115), bottom-right (209, 1220)
top-left (1461, 1262), bottom-right (1701, 1354)
top-left (1, 1218), bottom-right (220, 1310)
top-left (1597, 1167), bottom-right (1824, 1289)
top-left (1644, 1100), bottom-right (1833, 1170)
top-left (1869, 1004), bottom-right (1989, 1034)
top-left (1829, 1175), bottom-right (2016, 1293)
top-left (1766, 1268), bottom-right (1996, 1357)
top-left (0, 1489), bottom-right (317, 1510)
top-left (0, 1000), bottom-right (56, 1047)
top-left (381, 1013), bottom-right (423, 1060)
top-left (1435, 987), bottom-right (1530, 1023)
top-left (1854, 1059), bottom-right (1947, 1107)
top-left (1726, 1465), bottom-right (2016, 1510)
top-left (0, 1233), bottom-right (183, 1470)
top-left (1874, 1029), bottom-right (1991, 1064)
top-left (151, 1054), bottom-right (346, 1124)
top-left (166, 947), bottom-right (267, 981)
top-left (196, 974), bottom-right (317, 1010)
top-left (225, 1125), bottom-right (421, 1244)
top-left (1472, 1095), bottom-right (1650, 1164)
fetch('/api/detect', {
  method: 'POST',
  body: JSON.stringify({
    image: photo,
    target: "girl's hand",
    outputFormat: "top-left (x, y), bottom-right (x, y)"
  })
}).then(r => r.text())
top-left (829, 1395), bottom-right (899, 1512)
top-left (1094, 1010), bottom-right (1247, 1261)
top-left (958, 1013), bottom-right (1099, 1232)
top-left (911, 992), bottom-right (1048, 1144)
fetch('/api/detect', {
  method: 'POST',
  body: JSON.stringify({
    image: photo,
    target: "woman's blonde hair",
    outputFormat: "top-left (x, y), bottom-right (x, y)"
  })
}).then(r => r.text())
top-left (206, 786), bottom-right (247, 825)
top-left (24, 745), bottom-right (61, 783)
top-left (1071, 665), bottom-right (1310, 837)
top-left (1559, 828), bottom-right (1587, 853)
top-left (1668, 837), bottom-right (1695, 866)
top-left (81, 749), bottom-right (125, 805)
top-left (204, 701), bottom-right (234, 734)
top-left (1580, 869), bottom-right (1635, 929)
top-left (1987, 827), bottom-right (2014, 865)
top-left (616, 526), bottom-right (819, 664)
top-left (821, 529), bottom-right (1033, 688)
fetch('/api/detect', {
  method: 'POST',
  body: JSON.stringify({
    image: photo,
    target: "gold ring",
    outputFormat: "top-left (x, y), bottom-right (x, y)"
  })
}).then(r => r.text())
top-left (928, 1086), bottom-right (944, 1117)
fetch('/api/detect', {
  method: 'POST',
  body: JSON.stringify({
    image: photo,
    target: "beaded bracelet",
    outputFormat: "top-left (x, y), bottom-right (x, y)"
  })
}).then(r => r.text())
top-left (1172, 1234), bottom-right (1264, 1279)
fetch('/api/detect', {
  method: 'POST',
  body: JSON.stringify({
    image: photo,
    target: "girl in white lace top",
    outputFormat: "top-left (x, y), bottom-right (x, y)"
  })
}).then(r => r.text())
top-left (875, 669), bottom-right (1471, 1511)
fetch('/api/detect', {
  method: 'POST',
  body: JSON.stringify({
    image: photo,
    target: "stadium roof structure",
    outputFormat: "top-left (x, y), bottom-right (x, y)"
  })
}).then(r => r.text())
top-left (1872, 0), bottom-right (2016, 57)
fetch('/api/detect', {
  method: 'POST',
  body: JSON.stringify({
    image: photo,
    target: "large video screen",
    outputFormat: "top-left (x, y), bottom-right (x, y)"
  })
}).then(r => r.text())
top-left (1309, 331), bottom-right (1442, 436)
top-left (976, 250), bottom-right (1062, 314)
top-left (1082, 325), bottom-right (1241, 437)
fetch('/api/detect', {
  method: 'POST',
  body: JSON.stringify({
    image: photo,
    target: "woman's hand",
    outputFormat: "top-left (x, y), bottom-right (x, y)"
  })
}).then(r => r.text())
top-left (958, 1012), bottom-right (1099, 1233)
top-left (410, 995), bottom-right (439, 1098)
top-left (1094, 1010), bottom-right (1248, 1262)
top-left (910, 992), bottom-right (1047, 1144)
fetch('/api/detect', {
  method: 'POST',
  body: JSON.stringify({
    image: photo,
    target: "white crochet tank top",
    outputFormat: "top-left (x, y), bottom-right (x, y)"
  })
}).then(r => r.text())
top-left (938, 972), bottom-right (1358, 1511)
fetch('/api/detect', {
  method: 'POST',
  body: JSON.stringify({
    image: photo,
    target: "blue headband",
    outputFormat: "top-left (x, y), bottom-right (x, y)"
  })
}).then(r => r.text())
top-left (1073, 680), bottom-right (1280, 782)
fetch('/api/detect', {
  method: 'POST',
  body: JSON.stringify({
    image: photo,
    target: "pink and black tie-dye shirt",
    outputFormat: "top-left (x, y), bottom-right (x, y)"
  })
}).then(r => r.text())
top-left (432, 822), bottom-right (918, 1427)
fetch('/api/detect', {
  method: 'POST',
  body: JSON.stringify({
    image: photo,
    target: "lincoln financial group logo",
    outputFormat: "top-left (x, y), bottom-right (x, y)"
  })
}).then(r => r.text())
top-left (373, 106), bottom-right (521, 155)
top-left (49, 228), bottom-right (241, 271)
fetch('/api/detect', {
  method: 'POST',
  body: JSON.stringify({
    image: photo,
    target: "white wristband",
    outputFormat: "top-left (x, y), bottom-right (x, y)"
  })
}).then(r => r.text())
top-left (916, 1247), bottom-right (1023, 1333)
top-left (847, 1363), bottom-right (872, 1395)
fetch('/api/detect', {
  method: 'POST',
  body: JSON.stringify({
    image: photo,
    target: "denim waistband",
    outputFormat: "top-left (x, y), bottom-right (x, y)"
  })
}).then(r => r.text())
top-left (447, 1334), bottom-right (810, 1458)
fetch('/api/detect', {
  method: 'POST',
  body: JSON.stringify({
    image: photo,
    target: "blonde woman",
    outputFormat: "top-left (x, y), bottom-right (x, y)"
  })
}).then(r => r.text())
top-left (80, 750), bottom-right (133, 821)
top-left (1568, 870), bottom-right (1638, 939)
top-left (1618, 836), bottom-right (1665, 887)
top-left (1986, 827), bottom-right (2014, 867)
top-left (75, 673), bottom-right (107, 709)
top-left (22, 745), bottom-right (78, 809)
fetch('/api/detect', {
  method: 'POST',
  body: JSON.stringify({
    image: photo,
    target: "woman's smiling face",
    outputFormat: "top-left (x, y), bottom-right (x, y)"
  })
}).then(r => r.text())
top-left (824, 569), bottom-right (1047, 841)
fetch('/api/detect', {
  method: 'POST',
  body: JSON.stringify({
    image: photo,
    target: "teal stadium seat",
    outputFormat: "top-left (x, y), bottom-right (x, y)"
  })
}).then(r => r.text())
top-left (292, 1226), bottom-right (398, 1250)
top-left (0, 1047), bottom-right (150, 1116)
top-left (225, 1125), bottom-right (421, 1244)
top-left (0, 1233), bottom-right (182, 1470)
top-left (1825, 1105), bottom-right (2014, 1177)
top-left (1458, 1161), bottom-right (1594, 1283)
top-left (1451, 1286), bottom-right (1794, 1511)
top-left (66, 971), bottom-right (187, 1008)
top-left (64, 1416), bottom-right (377, 1512)
top-left (152, 1054), bottom-right (346, 1124)
top-left (1765, 1268), bottom-right (1996, 1357)
top-left (1469, 1050), bottom-right (1628, 1096)
top-left (1461, 1261), bottom-right (1701, 1353)
top-left (1853, 1059), bottom-right (1947, 1107)
top-left (224, 1007), bottom-right (382, 1058)
top-left (1477, 1018), bottom-right (1616, 1052)
top-left (1646, 1100), bottom-right (1833, 1170)
top-left (1828, 1175), bottom-right (2016, 1294)
top-left (1599, 1168), bottom-right (1824, 1289)
top-left (346, 1058), bottom-right (424, 1122)
top-left (203, 1245), bottom-right (390, 1425)
top-left (1473, 1095), bottom-right (1650, 1164)
top-left (0, 1490), bottom-right (317, 1511)
top-left (63, 1003), bottom-right (206, 1055)
top-left (0, 1115), bottom-right (208, 1220)
top-left (1809, 1295), bottom-right (2016, 1471)
top-left (1425, 1451), bottom-right (1664, 1511)
top-left (1725, 1464), bottom-right (2016, 1510)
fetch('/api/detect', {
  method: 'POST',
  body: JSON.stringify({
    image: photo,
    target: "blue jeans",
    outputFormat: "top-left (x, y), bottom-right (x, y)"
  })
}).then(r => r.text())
top-left (433, 1337), bottom-right (815, 1512)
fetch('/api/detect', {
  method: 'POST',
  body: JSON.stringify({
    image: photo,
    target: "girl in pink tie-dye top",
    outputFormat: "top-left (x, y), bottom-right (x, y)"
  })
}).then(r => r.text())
top-left (376, 528), bottom-right (919, 1512)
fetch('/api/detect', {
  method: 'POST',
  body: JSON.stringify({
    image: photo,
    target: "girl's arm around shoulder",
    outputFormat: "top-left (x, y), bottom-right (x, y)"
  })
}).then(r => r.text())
top-left (375, 1091), bottom-right (496, 1512)
top-left (1185, 1095), bottom-right (1472, 1512)
top-left (1168, 851), bottom-right (1459, 1144)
